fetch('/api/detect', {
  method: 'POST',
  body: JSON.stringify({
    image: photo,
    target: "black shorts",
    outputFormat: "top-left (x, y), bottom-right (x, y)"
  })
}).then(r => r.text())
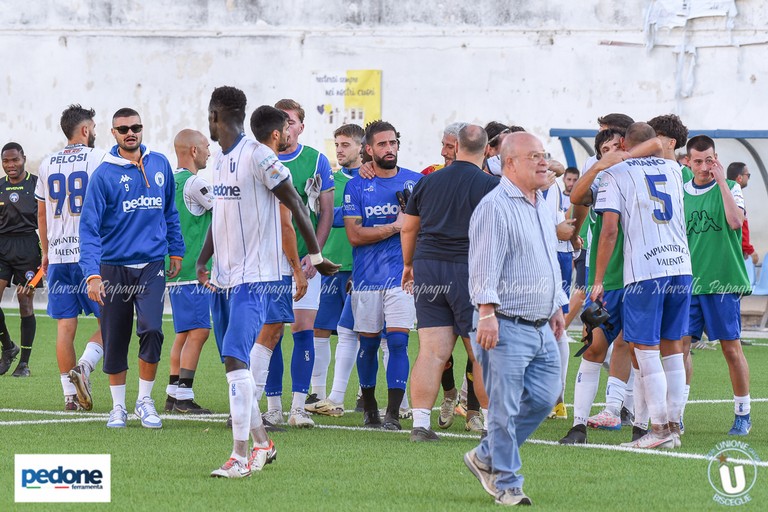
top-left (413, 259), bottom-right (473, 338)
top-left (0, 234), bottom-right (42, 287)
top-left (573, 251), bottom-right (587, 290)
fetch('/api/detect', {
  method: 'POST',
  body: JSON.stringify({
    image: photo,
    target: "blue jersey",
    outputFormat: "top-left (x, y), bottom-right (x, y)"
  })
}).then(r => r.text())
top-left (343, 167), bottom-right (421, 290)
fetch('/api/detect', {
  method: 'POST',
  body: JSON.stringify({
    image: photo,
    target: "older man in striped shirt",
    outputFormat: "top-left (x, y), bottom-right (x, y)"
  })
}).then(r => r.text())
top-left (463, 132), bottom-right (566, 507)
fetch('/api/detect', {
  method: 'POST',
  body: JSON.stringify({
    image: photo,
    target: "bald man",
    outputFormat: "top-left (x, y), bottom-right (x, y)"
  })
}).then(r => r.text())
top-left (164, 129), bottom-right (214, 414)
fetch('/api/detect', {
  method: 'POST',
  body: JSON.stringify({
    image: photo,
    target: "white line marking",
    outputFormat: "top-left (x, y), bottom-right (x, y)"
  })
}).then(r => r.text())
top-left (2, 408), bottom-right (765, 467)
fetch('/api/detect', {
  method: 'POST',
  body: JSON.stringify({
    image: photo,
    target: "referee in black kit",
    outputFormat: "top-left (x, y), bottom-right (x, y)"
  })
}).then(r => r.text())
top-left (0, 142), bottom-right (41, 377)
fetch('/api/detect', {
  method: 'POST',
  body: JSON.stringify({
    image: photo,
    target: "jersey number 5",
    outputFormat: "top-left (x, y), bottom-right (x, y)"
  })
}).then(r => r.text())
top-left (48, 171), bottom-right (88, 217)
top-left (645, 175), bottom-right (673, 223)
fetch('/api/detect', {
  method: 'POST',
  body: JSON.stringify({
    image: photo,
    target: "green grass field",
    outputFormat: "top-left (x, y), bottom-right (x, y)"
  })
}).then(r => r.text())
top-left (1, 310), bottom-right (766, 511)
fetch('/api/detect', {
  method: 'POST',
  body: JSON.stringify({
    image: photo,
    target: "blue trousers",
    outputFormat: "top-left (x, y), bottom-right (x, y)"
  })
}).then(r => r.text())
top-left (472, 315), bottom-right (560, 490)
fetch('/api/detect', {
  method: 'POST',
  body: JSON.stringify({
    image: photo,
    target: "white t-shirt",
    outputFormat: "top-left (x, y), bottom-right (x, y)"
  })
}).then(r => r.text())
top-left (544, 181), bottom-right (573, 253)
top-left (210, 137), bottom-right (292, 288)
top-left (594, 156), bottom-right (692, 285)
top-left (178, 171), bottom-right (215, 216)
top-left (34, 145), bottom-right (107, 264)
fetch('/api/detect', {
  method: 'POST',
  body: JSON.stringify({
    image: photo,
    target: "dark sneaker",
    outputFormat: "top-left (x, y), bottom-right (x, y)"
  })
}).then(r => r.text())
top-left (11, 361), bottom-right (30, 377)
top-left (173, 399), bottom-right (213, 414)
top-left (382, 413), bottom-right (402, 431)
top-left (164, 395), bottom-right (177, 412)
top-left (631, 426), bottom-right (648, 442)
top-left (410, 427), bottom-right (439, 442)
top-left (226, 414), bottom-right (232, 428)
top-left (304, 393), bottom-right (320, 406)
top-left (363, 409), bottom-right (382, 429)
top-left (0, 343), bottom-right (20, 375)
top-left (65, 395), bottom-right (82, 411)
top-left (496, 487), bottom-right (532, 506)
top-left (355, 396), bottom-right (365, 413)
top-left (620, 406), bottom-right (634, 427)
top-left (559, 424), bottom-right (587, 444)
top-left (68, 364), bottom-right (93, 411)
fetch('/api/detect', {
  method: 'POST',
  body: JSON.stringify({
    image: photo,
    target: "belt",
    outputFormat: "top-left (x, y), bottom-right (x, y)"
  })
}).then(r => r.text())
top-left (495, 312), bottom-right (548, 329)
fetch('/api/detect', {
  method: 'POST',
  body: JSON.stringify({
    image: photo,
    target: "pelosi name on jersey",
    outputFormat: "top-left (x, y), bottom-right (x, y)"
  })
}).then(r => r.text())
top-left (49, 151), bottom-right (89, 165)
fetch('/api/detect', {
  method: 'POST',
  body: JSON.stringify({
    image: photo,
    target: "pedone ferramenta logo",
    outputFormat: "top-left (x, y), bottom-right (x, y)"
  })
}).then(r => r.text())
top-left (15, 454), bottom-right (110, 503)
top-left (707, 441), bottom-right (760, 507)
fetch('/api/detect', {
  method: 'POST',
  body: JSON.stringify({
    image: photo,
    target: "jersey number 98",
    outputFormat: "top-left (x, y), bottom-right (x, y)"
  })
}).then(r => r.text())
top-left (48, 171), bottom-right (88, 217)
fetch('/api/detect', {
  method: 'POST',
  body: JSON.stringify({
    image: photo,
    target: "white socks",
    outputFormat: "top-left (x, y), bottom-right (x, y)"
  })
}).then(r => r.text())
top-left (249, 374), bottom-right (264, 432)
top-left (572, 359), bottom-right (602, 426)
top-left (735, 394), bottom-right (751, 416)
top-left (328, 327), bottom-right (359, 404)
top-left (635, 349), bottom-right (667, 426)
top-left (311, 336), bottom-right (331, 400)
top-left (227, 369), bottom-right (253, 442)
top-left (412, 408), bottom-right (431, 429)
top-left (250, 343), bottom-right (273, 401)
top-left (605, 376), bottom-right (626, 416)
top-left (60, 374), bottom-right (76, 396)
top-left (557, 335), bottom-right (570, 398)
top-left (110, 384), bottom-right (126, 410)
top-left (176, 384), bottom-right (194, 401)
top-left (624, 368), bottom-right (635, 413)
top-left (661, 354), bottom-right (685, 424)
top-left (267, 395), bottom-right (282, 412)
top-left (291, 392), bottom-right (307, 411)
top-left (138, 378), bottom-right (154, 401)
top-left (632, 371), bottom-right (648, 430)
top-left (78, 341), bottom-right (103, 374)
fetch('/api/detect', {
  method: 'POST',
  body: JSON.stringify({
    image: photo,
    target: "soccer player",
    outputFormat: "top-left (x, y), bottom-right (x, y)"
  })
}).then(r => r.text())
top-left (80, 108), bottom-right (184, 430)
top-left (592, 122), bottom-right (692, 449)
top-left (0, 142), bottom-right (41, 377)
top-left (420, 122), bottom-right (466, 175)
top-left (403, 124), bottom-right (497, 441)
top-left (164, 129), bottom-right (214, 415)
top-left (306, 123), bottom-right (363, 414)
top-left (682, 135), bottom-right (752, 435)
top-left (344, 120), bottom-right (422, 430)
top-left (262, 99), bottom-right (335, 427)
top-left (35, 105), bottom-right (105, 409)
top-left (726, 162), bottom-right (758, 266)
top-left (198, 87), bottom-right (337, 478)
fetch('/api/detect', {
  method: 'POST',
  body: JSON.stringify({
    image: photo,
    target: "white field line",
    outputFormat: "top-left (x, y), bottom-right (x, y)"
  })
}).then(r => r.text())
top-left (1, 408), bottom-right (766, 467)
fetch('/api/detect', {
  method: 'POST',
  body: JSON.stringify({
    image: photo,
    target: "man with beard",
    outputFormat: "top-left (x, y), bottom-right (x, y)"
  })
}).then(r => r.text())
top-left (343, 120), bottom-right (422, 430)
top-left (35, 104), bottom-right (105, 407)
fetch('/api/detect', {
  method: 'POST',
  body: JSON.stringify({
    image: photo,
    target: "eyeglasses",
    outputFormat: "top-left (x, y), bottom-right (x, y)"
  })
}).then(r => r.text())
top-left (113, 124), bottom-right (143, 135)
top-left (514, 151), bottom-right (551, 162)
top-left (743, 172), bottom-right (751, 178)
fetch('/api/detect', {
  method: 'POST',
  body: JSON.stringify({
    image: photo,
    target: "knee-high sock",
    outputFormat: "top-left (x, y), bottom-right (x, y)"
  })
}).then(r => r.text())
top-left (291, 330), bottom-right (314, 396)
top-left (572, 359), bottom-right (602, 426)
top-left (381, 336), bottom-right (389, 369)
top-left (632, 370), bottom-right (649, 430)
top-left (250, 343), bottom-right (273, 401)
top-left (328, 326), bottom-right (359, 404)
top-left (661, 354), bottom-right (685, 425)
top-left (311, 336), bottom-right (331, 399)
top-left (249, 373), bottom-right (264, 432)
top-left (227, 369), bottom-right (253, 443)
top-left (466, 358), bottom-right (480, 412)
top-left (681, 384), bottom-right (690, 420)
top-left (635, 349), bottom-right (667, 427)
top-left (624, 368), bottom-right (635, 413)
top-left (557, 334), bottom-right (569, 399)
top-left (78, 341), bottom-right (103, 375)
top-left (385, 332), bottom-right (409, 390)
top-left (0, 309), bottom-right (13, 350)
top-left (605, 376), bottom-right (627, 416)
top-left (441, 354), bottom-right (455, 391)
top-left (357, 334), bottom-right (381, 388)
top-left (19, 315), bottom-right (36, 364)
top-left (265, 336), bottom-right (284, 412)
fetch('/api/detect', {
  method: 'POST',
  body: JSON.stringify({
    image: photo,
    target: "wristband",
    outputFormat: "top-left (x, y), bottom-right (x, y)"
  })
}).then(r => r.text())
top-left (86, 275), bottom-right (102, 283)
top-left (309, 253), bottom-right (324, 266)
top-left (479, 313), bottom-right (496, 321)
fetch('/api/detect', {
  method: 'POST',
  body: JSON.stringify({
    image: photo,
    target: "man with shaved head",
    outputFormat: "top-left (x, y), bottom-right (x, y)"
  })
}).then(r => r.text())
top-left (402, 124), bottom-right (497, 441)
top-left (164, 128), bottom-right (214, 414)
top-left (465, 132), bottom-right (566, 506)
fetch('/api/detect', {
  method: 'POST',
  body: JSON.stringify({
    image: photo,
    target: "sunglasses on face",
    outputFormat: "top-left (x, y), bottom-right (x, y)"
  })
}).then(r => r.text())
top-left (114, 124), bottom-right (143, 135)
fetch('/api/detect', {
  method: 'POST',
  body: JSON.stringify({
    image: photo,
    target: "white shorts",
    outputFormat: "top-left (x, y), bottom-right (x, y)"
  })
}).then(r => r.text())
top-left (352, 287), bottom-right (416, 334)
top-left (293, 272), bottom-right (321, 311)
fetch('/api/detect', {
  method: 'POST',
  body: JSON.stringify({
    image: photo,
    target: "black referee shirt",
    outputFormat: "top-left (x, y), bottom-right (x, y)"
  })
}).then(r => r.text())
top-left (0, 172), bottom-right (38, 235)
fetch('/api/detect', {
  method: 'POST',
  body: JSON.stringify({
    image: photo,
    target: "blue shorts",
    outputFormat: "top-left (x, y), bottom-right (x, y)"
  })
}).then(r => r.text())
top-left (265, 275), bottom-right (295, 324)
top-left (46, 263), bottom-right (101, 319)
top-left (337, 294), bottom-right (354, 331)
top-left (210, 284), bottom-right (268, 365)
top-left (557, 252), bottom-right (572, 313)
top-left (315, 271), bottom-right (352, 330)
top-left (584, 288), bottom-right (624, 344)
top-left (686, 293), bottom-right (741, 341)
top-left (168, 284), bottom-right (211, 333)
top-left (622, 275), bottom-right (692, 346)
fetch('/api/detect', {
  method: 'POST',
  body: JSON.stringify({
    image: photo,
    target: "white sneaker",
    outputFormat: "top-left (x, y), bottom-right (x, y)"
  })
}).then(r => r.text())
top-left (262, 408), bottom-right (285, 426)
top-left (621, 429), bottom-right (675, 449)
top-left (437, 391), bottom-right (457, 429)
top-left (134, 397), bottom-right (162, 429)
top-left (587, 408), bottom-right (621, 430)
top-left (107, 405), bottom-right (127, 428)
top-left (288, 407), bottom-right (315, 428)
top-left (249, 440), bottom-right (277, 471)
top-left (307, 398), bottom-right (345, 417)
top-left (210, 457), bottom-right (250, 478)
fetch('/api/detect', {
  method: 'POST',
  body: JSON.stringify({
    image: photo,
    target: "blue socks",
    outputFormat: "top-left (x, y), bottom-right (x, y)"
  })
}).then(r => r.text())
top-left (385, 331), bottom-right (409, 390)
top-left (264, 335), bottom-right (284, 397)
top-left (291, 330), bottom-right (314, 394)
top-left (357, 334), bottom-right (382, 388)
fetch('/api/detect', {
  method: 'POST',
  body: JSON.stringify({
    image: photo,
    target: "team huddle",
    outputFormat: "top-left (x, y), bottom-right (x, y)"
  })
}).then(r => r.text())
top-left (0, 88), bottom-right (755, 504)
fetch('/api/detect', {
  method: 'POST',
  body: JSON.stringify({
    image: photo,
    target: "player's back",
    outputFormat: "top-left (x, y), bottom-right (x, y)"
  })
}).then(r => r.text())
top-left (35, 145), bottom-right (106, 264)
top-left (595, 156), bottom-right (691, 284)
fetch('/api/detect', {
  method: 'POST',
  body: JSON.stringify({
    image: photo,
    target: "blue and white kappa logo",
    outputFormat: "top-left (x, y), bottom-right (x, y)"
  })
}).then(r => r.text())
top-left (15, 454), bottom-right (111, 503)
top-left (9, 192), bottom-right (19, 203)
top-left (154, 172), bottom-right (164, 187)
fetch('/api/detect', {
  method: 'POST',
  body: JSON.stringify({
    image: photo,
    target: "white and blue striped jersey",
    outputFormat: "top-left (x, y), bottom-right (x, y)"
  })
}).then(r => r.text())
top-left (594, 156), bottom-right (691, 285)
top-left (210, 136), bottom-right (292, 288)
top-left (34, 144), bottom-right (106, 264)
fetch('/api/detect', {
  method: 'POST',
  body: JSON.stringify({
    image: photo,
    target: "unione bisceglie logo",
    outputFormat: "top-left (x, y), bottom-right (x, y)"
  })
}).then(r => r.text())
top-left (707, 441), bottom-right (760, 506)
top-left (15, 454), bottom-right (111, 503)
